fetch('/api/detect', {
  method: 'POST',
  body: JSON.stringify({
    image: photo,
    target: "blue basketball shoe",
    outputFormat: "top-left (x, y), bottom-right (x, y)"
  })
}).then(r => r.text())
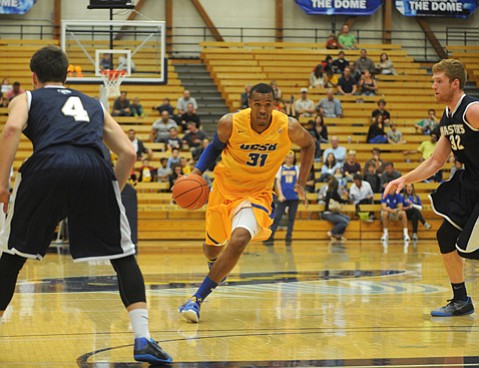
top-left (133, 337), bottom-right (173, 364)
top-left (430, 297), bottom-right (474, 317)
top-left (179, 297), bottom-right (202, 323)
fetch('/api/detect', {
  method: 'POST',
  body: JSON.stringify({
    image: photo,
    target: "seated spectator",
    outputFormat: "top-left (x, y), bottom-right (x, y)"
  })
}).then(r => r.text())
top-left (338, 25), bottom-right (357, 50)
top-left (333, 167), bottom-right (348, 196)
top-left (138, 158), bottom-right (156, 183)
top-left (192, 138), bottom-right (214, 168)
top-left (375, 52), bottom-right (397, 75)
top-left (415, 109), bottom-right (439, 135)
top-left (294, 88), bottom-right (315, 118)
top-left (364, 147), bottom-right (384, 174)
top-left (155, 158), bottom-right (172, 184)
top-left (322, 176), bottom-right (350, 241)
top-left (240, 84), bottom-right (252, 109)
top-left (315, 114), bottom-right (329, 143)
top-left (381, 192), bottom-right (410, 241)
top-left (130, 97), bottom-right (144, 117)
top-left (153, 97), bottom-right (175, 116)
top-left (179, 157), bottom-right (192, 175)
top-left (167, 147), bottom-right (181, 169)
top-left (5, 81), bottom-right (25, 105)
top-left (99, 53), bottom-right (112, 70)
top-left (273, 97), bottom-right (285, 112)
top-left (305, 166), bottom-right (316, 193)
top-left (348, 61), bottom-right (361, 84)
top-left (403, 183), bottom-right (431, 241)
top-left (319, 153), bottom-right (341, 182)
top-left (358, 70), bottom-right (378, 96)
top-left (337, 67), bottom-right (357, 96)
top-left (176, 90), bottom-right (198, 116)
top-left (325, 33), bottom-right (339, 50)
top-left (0, 92), bottom-right (4, 107)
top-left (371, 99), bottom-right (391, 125)
top-left (323, 136), bottom-right (346, 165)
top-left (112, 91), bottom-right (131, 116)
top-left (305, 120), bottom-right (322, 160)
top-left (118, 55), bottom-right (136, 73)
top-left (127, 129), bottom-right (152, 161)
top-left (355, 49), bottom-right (376, 74)
top-left (270, 80), bottom-right (282, 100)
top-left (163, 127), bottom-right (183, 151)
top-left (180, 103), bottom-right (201, 132)
top-left (182, 122), bottom-right (208, 150)
top-left (283, 95), bottom-right (296, 117)
top-left (151, 111), bottom-right (178, 142)
top-left (324, 69), bottom-right (338, 89)
top-left (364, 162), bottom-right (381, 193)
top-left (322, 55), bottom-right (334, 74)
top-left (1, 77), bottom-right (13, 94)
top-left (343, 150), bottom-right (361, 181)
top-left (332, 51), bottom-right (349, 74)
top-left (309, 64), bottom-right (325, 89)
top-left (349, 173), bottom-right (374, 209)
top-left (405, 132), bottom-right (438, 162)
top-left (387, 121), bottom-right (406, 144)
top-left (380, 162), bottom-right (401, 192)
top-left (317, 89), bottom-right (343, 118)
top-left (169, 164), bottom-right (183, 190)
top-left (367, 114), bottom-right (388, 144)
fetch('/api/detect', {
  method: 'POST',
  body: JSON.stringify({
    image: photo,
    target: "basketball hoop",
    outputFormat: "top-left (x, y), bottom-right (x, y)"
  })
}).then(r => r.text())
top-left (100, 70), bottom-right (127, 97)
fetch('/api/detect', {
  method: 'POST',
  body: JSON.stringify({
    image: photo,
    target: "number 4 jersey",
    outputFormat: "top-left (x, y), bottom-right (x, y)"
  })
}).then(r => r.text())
top-left (439, 94), bottom-right (479, 189)
top-left (213, 108), bottom-right (291, 199)
top-left (24, 86), bottom-right (104, 155)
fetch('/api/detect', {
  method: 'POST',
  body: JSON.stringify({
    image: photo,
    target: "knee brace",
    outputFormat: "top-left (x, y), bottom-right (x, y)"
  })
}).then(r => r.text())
top-left (436, 220), bottom-right (461, 254)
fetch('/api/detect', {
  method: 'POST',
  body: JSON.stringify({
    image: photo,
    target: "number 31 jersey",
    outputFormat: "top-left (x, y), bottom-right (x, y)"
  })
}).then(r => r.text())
top-left (24, 86), bottom-right (104, 155)
top-left (213, 108), bottom-right (291, 199)
top-left (439, 94), bottom-right (479, 189)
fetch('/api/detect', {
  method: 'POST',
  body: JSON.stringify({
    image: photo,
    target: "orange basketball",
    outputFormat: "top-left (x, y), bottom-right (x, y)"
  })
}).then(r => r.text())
top-left (172, 174), bottom-right (210, 210)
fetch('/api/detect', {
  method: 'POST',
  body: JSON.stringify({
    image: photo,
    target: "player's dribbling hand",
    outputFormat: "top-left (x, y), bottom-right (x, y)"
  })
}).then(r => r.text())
top-left (294, 184), bottom-right (308, 208)
top-left (383, 177), bottom-right (405, 198)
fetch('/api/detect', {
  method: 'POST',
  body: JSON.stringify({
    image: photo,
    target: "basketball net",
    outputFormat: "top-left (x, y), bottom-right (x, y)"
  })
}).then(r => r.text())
top-left (100, 70), bottom-right (127, 98)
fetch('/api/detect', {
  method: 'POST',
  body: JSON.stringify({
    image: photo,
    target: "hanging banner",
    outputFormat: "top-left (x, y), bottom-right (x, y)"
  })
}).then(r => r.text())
top-left (395, 0), bottom-right (476, 18)
top-left (0, 0), bottom-right (37, 15)
top-left (295, 0), bottom-right (382, 16)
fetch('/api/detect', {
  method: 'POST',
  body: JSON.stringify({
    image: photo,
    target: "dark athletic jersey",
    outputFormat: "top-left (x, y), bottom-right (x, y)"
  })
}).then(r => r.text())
top-left (24, 86), bottom-right (104, 155)
top-left (439, 94), bottom-right (479, 189)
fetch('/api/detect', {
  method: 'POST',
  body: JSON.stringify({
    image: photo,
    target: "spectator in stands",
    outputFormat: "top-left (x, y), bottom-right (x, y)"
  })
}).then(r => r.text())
top-left (169, 164), bottom-right (183, 190)
top-left (405, 132), bottom-right (439, 162)
top-left (179, 103), bottom-right (201, 132)
top-left (315, 114), bottom-right (329, 143)
top-left (371, 99), bottom-right (391, 125)
top-left (364, 162), bottom-right (381, 193)
top-left (176, 90), bottom-right (198, 116)
top-left (319, 153), bottom-right (341, 182)
top-left (367, 114), bottom-right (388, 144)
top-left (182, 121), bottom-right (208, 150)
top-left (355, 49), bottom-right (376, 74)
top-left (283, 95), bottom-right (296, 117)
top-left (151, 110), bottom-right (178, 142)
top-left (0, 92), bottom-right (4, 107)
top-left (294, 88), bottom-right (315, 118)
top-left (309, 64), bottom-right (325, 89)
top-left (153, 97), bottom-right (175, 116)
top-left (1, 77), bottom-right (13, 94)
top-left (163, 127), bottom-right (183, 151)
top-left (332, 51), bottom-right (349, 74)
top-left (167, 147), bottom-right (181, 169)
top-left (415, 109), bottom-right (439, 135)
top-left (375, 52), bottom-right (397, 75)
top-left (112, 91), bottom-right (131, 116)
top-left (349, 173), bottom-right (374, 210)
top-left (305, 120), bottom-right (322, 160)
top-left (179, 157), bottom-right (192, 175)
top-left (127, 129), bottom-right (152, 161)
top-left (380, 162), bottom-right (401, 192)
top-left (450, 158), bottom-right (463, 178)
top-left (403, 183), bottom-right (431, 241)
top-left (270, 80), bottom-right (282, 100)
top-left (138, 158), bottom-right (156, 183)
top-left (337, 67), bottom-right (357, 96)
top-left (5, 81), bottom-right (25, 105)
top-left (156, 158), bottom-right (172, 183)
top-left (317, 89), bottom-right (343, 118)
top-left (381, 192), bottom-right (410, 241)
top-left (365, 147), bottom-right (384, 174)
top-left (192, 138), bottom-right (213, 165)
top-left (343, 150), bottom-right (361, 182)
top-left (324, 69), bottom-right (338, 89)
top-left (305, 166), bottom-right (316, 193)
top-left (348, 61), bottom-right (361, 84)
top-left (118, 55), bottom-right (136, 73)
top-left (323, 136), bottom-right (346, 165)
top-left (323, 176), bottom-right (350, 241)
top-left (358, 70), bottom-right (378, 96)
top-left (130, 97), bottom-right (144, 117)
top-left (322, 55), bottom-right (334, 74)
top-left (240, 84), bottom-right (252, 109)
top-left (273, 97), bottom-right (285, 113)
top-left (99, 53), bottom-right (112, 70)
top-left (325, 33), bottom-right (339, 50)
top-left (387, 121), bottom-right (406, 144)
top-left (338, 25), bottom-right (357, 50)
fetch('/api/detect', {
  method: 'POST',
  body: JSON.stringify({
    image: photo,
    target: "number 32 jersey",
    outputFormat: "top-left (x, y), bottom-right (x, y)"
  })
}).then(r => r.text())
top-left (24, 86), bottom-right (105, 155)
top-left (439, 94), bottom-right (479, 189)
top-left (213, 108), bottom-right (291, 199)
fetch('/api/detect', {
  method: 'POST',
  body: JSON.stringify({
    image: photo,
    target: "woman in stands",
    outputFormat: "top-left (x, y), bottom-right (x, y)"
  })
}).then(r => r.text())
top-left (359, 70), bottom-right (378, 96)
top-left (367, 114), bottom-right (388, 144)
top-left (403, 183), bottom-right (431, 241)
top-left (319, 153), bottom-right (341, 182)
top-left (314, 114), bottom-right (329, 143)
top-left (376, 52), bottom-right (397, 75)
top-left (322, 175), bottom-right (350, 241)
top-left (309, 64), bottom-right (325, 89)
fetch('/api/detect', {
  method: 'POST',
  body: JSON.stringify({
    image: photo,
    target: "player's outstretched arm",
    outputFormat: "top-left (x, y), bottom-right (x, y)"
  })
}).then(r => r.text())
top-left (287, 117), bottom-right (315, 199)
top-left (103, 110), bottom-right (136, 190)
top-left (384, 134), bottom-right (451, 196)
top-left (0, 95), bottom-right (28, 212)
top-left (192, 114), bottom-right (233, 176)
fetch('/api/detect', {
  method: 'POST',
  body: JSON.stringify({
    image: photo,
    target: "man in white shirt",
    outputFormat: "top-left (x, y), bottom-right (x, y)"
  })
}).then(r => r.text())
top-left (350, 174), bottom-right (374, 205)
top-left (176, 90), bottom-right (198, 115)
top-left (294, 88), bottom-right (315, 118)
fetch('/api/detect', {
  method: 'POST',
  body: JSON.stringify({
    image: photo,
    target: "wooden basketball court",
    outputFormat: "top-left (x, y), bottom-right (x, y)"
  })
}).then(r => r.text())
top-left (1, 238), bottom-right (478, 367)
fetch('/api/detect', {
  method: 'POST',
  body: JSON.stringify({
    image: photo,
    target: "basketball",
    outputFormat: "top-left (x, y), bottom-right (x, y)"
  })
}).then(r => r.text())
top-left (172, 174), bottom-right (210, 210)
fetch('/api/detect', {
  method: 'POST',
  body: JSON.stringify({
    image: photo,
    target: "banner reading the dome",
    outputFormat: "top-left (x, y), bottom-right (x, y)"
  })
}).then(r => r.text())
top-left (295, 0), bottom-right (382, 16)
top-left (0, 0), bottom-right (37, 14)
top-left (395, 0), bottom-right (476, 18)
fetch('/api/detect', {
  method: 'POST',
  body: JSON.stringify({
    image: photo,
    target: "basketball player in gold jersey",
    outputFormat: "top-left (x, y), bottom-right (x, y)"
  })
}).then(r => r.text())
top-left (179, 83), bottom-right (315, 322)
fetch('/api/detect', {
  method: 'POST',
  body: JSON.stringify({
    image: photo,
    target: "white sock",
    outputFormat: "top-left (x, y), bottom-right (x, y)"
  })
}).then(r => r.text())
top-left (403, 228), bottom-right (408, 236)
top-left (128, 309), bottom-right (151, 339)
top-left (383, 229), bottom-right (388, 236)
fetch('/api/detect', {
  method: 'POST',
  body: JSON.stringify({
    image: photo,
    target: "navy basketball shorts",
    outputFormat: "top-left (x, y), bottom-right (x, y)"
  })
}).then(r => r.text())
top-left (0, 147), bottom-right (135, 262)
top-left (430, 170), bottom-right (479, 259)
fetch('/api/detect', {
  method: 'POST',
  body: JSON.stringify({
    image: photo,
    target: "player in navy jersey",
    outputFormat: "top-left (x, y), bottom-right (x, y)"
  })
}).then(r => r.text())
top-left (0, 46), bottom-right (171, 364)
top-left (385, 59), bottom-right (479, 317)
